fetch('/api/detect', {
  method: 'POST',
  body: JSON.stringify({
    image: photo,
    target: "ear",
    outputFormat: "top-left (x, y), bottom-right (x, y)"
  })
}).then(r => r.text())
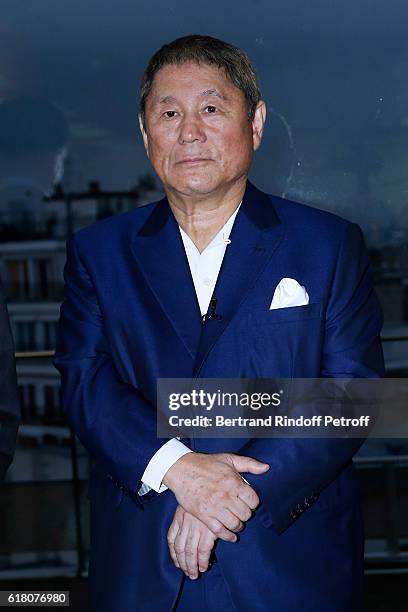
top-left (138, 114), bottom-right (150, 158)
top-left (252, 100), bottom-right (266, 152)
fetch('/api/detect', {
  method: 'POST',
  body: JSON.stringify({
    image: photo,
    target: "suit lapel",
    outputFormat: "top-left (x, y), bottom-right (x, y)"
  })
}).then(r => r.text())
top-left (131, 197), bottom-right (203, 358)
top-left (192, 181), bottom-right (285, 376)
top-left (131, 181), bottom-right (285, 370)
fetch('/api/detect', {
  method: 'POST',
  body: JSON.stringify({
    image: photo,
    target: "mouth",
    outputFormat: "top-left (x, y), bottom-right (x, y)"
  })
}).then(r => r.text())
top-left (177, 157), bottom-right (212, 165)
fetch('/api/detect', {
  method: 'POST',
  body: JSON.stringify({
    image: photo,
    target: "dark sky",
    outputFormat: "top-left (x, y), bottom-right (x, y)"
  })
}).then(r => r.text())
top-left (1, 0), bottom-right (408, 244)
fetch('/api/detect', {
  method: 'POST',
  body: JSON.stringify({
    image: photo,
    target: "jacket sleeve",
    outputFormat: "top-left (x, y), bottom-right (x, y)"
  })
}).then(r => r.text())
top-left (238, 221), bottom-right (385, 534)
top-left (0, 278), bottom-right (20, 482)
top-left (53, 234), bottom-right (177, 505)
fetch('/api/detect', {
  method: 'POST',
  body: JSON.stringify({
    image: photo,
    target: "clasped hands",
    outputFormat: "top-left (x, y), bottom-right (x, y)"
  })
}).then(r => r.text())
top-left (162, 452), bottom-right (269, 580)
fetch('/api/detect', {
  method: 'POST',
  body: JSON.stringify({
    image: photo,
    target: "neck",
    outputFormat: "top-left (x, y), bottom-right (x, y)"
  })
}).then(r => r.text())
top-left (166, 177), bottom-right (246, 252)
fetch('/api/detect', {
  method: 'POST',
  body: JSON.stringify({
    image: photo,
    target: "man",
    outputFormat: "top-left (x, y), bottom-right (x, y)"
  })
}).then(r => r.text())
top-left (0, 276), bottom-right (20, 481)
top-left (53, 35), bottom-right (384, 611)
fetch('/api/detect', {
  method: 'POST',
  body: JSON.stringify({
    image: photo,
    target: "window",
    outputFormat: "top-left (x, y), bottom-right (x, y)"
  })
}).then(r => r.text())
top-left (14, 322), bottom-right (35, 351)
top-left (44, 385), bottom-right (63, 422)
top-left (19, 384), bottom-right (36, 422)
top-left (5, 259), bottom-right (29, 300)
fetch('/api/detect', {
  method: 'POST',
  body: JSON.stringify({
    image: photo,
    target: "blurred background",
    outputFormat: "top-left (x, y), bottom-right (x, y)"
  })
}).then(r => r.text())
top-left (0, 1), bottom-right (407, 610)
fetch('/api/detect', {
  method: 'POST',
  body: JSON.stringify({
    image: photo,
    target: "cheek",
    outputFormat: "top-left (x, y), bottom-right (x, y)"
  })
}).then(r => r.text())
top-left (148, 135), bottom-right (174, 168)
top-left (219, 132), bottom-right (253, 169)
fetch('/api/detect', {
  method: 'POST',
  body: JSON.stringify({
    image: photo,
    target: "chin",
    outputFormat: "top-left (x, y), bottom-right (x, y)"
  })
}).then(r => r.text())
top-left (174, 176), bottom-right (220, 196)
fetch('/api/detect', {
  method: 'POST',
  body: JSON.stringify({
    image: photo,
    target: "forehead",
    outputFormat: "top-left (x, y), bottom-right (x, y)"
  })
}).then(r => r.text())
top-left (147, 61), bottom-right (244, 105)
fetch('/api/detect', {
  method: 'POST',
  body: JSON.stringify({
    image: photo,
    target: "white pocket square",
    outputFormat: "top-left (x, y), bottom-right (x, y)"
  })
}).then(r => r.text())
top-left (270, 277), bottom-right (309, 309)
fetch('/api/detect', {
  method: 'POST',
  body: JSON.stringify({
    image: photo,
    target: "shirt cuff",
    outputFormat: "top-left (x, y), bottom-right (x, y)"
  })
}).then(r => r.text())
top-left (138, 438), bottom-right (193, 495)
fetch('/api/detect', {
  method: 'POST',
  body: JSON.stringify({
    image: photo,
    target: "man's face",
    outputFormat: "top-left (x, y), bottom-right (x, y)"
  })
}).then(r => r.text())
top-left (139, 61), bottom-right (265, 198)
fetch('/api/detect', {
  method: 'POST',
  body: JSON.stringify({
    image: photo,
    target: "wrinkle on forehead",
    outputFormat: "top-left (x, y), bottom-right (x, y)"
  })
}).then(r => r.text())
top-left (157, 89), bottom-right (229, 106)
top-left (147, 62), bottom-right (241, 108)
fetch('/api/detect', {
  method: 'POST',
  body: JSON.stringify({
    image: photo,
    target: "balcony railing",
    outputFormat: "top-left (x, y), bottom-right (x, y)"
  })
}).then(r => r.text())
top-left (4, 283), bottom-right (65, 303)
top-left (0, 218), bottom-right (66, 242)
top-left (1, 346), bottom-right (407, 581)
top-left (355, 455), bottom-right (408, 570)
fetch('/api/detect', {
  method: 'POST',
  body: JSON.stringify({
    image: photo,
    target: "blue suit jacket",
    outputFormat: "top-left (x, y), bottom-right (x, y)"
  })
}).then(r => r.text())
top-left (54, 181), bottom-right (384, 612)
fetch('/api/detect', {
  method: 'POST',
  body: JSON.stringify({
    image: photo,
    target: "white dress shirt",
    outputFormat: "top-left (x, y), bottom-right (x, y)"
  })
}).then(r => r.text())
top-left (138, 202), bottom-right (242, 495)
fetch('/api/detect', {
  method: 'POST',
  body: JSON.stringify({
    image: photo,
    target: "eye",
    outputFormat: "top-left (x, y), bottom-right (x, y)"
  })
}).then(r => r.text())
top-left (162, 110), bottom-right (178, 119)
top-left (204, 105), bottom-right (217, 113)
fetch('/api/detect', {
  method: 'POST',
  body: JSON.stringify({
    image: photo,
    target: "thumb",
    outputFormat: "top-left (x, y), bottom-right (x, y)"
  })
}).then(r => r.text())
top-left (230, 454), bottom-right (270, 475)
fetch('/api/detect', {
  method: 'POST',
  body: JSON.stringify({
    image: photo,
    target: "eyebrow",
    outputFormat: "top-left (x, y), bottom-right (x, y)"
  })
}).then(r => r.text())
top-left (157, 88), bottom-right (227, 105)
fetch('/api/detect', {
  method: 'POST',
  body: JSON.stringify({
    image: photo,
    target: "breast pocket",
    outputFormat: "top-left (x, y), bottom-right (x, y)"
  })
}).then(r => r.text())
top-left (245, 303), bottom-right (323, 377)
top-left (249, 302), bottom-right (322, 324)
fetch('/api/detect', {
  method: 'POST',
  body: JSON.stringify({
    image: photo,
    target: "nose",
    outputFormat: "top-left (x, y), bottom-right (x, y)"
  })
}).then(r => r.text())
top-left (178, 114), bottom-right (206, 145)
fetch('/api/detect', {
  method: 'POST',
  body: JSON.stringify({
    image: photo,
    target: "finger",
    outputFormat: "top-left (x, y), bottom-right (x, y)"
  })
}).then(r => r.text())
top-left (226, 496), bottom-right (253, 524)
top-left (174, 522), bottom-right (189, 575)
top-left (174, 505), bottom-right (185, 526)
top-left (185, 528), bottom-right (200, 579)
top-left (167, 520), bottom-right (180, 568)
top-left (167, 517), bottom-right (179, 546)
top-left (230, 454), bottom-right (269, 475)
top-left (168, 541), bottom-right (179, 569)
top-left (207, 517), bottom-right (237, 543)
top-left (198, 531), bottom-right (215, 573)
top-left (216, 507), bottom-right (244, 533)
top-left (236, 482), bottom-right (261, 510)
